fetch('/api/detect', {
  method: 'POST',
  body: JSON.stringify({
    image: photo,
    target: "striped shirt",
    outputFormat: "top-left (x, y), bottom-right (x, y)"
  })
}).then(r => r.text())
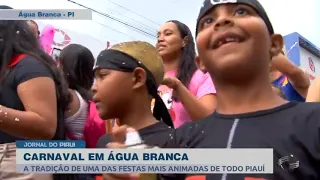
top-left (65, 91), bottom-right (88, 139)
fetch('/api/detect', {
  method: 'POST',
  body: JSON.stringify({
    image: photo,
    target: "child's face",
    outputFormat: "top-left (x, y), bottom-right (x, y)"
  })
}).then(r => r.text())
top-left (92, 69), bottom-right (134, 120)
top-left (196, 4), bottom-right (282, 80)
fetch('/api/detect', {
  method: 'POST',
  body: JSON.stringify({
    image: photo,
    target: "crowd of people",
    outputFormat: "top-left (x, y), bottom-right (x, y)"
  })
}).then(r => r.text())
top-left (0, 0), bottom-right (320, 179)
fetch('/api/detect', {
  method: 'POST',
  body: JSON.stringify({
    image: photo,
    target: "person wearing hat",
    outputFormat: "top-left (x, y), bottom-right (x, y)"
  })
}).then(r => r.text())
top-left (94, 41), bottom-right (174, 149)
top-left (94, 41), bottom-right (175, 180)
top-left (102, 0), bottom-right (320, 179)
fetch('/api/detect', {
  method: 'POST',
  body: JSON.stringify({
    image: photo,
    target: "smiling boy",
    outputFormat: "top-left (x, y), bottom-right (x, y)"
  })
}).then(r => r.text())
top-left (104, 0), bottom-right (320, 179)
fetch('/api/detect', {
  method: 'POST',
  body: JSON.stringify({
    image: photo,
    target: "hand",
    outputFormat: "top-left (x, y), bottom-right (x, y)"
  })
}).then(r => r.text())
top-left (161, 76), bottom-right (181, 90)
top-left (269, 63), bottom-right (276, 72)
top-left (102, 126), bottom-right (140, 180)
top-left (270, 53), bottom-right (289, 71)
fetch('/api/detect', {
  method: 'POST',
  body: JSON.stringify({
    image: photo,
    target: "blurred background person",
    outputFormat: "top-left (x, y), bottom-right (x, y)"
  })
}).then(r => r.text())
top-left (270, 50), bottom-right (310, 101)
top-left (59, 44), bottom-right (106, 147)
top-left (26, 20), bottom-right (40, 39)
top-left (156, 20), bottom-right (216, 128)
top-left (59, 43), bottom-right (101, 180)
top-left (0, 19), bottom-right (73, 179)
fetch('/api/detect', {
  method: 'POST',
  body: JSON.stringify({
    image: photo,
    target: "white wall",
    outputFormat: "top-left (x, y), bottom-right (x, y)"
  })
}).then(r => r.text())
top-left (299, 47), bottom-right (320, 80)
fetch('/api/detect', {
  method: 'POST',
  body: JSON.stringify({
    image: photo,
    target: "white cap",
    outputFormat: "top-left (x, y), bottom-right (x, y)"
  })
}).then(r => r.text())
top-left (125, 131), bottom-right (143, 146)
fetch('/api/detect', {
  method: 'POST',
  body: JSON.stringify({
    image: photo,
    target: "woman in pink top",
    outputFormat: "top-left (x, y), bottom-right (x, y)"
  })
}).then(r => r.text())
top-left (156, 20), bottom-right (216, 128)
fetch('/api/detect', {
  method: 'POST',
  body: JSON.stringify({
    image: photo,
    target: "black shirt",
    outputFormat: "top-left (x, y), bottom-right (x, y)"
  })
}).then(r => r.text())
top-left (0, 56), bottom-right (53, 143)
top-left (0, 56), bottom-right (75, 180)
top-left (97, 122), bottom-right (174, 148)
top-left (162, 102), bottom-right (320, 180)
top-left (97, 122), bottom-right (184, 180)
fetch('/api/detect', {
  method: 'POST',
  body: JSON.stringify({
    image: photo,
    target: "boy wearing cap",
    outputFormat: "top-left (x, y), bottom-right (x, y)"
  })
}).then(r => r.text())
top-left (174, 0), bottom-right (319, 179)
top-left (104, 0), bottom-right (320, 180)
top-left (93, 41), bottom-right (174, 149)
top-left (94, 41), bottom-right (177, 180)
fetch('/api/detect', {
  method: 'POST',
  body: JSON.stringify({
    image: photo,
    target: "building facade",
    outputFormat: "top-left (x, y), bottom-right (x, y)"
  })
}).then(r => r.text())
top-left (284, 32), bottom-right (320, 80)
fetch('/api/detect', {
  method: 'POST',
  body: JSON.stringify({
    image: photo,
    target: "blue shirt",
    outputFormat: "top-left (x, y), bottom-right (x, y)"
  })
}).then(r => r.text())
top-left (272, 75), bottom-right (305, 102)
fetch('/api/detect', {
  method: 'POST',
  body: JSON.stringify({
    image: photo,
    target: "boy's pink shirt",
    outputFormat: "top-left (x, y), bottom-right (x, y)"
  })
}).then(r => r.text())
top-left (158, 69), bottom-right (216, 128)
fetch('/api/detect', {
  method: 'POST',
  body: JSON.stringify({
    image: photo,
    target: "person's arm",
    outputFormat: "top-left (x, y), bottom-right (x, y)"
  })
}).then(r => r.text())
top-left (163, 73), bottom-right (216, 121)
top-left (0, 58), bottom-right (57, 139)
top-left (306, 78), bottom-right (320, 102)
top-left (271, 54), bottom-right (310, 97)
top-left (175, 85), bottom-right (216, 121)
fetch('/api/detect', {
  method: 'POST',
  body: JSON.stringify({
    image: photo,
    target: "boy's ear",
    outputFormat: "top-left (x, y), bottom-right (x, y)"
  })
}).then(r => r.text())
top-left (195, 56), bottom-right (207, 73)
top-left (270, 34), bottom-right (284, 58)
top-left (132, 67), bottom-right (147, 90)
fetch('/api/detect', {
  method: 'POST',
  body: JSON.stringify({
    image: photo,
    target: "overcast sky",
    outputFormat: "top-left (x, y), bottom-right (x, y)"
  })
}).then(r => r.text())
top-left (2, 0), bottom-right (320, 48)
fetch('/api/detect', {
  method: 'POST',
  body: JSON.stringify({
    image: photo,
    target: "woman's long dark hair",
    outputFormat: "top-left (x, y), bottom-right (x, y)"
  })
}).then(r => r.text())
top-left (0, 20), bottom-right (70, 110)
top-left (167, 20), bottom-right (197, 101)
top-left (0, 20), bottom-right (74, 180)
top-left (59, 44), bottom-right (94, 102)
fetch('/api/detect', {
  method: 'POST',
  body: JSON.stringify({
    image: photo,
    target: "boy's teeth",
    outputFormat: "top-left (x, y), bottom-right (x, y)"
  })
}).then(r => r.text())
top-left (225, 37), bottom-right (234, 42)
top-left (219, 37), bottom-right (239, 47)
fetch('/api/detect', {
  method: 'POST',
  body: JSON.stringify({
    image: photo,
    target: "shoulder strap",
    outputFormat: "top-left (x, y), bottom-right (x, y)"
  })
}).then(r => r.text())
top-left (8, 54), bottom-right (28, 68)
